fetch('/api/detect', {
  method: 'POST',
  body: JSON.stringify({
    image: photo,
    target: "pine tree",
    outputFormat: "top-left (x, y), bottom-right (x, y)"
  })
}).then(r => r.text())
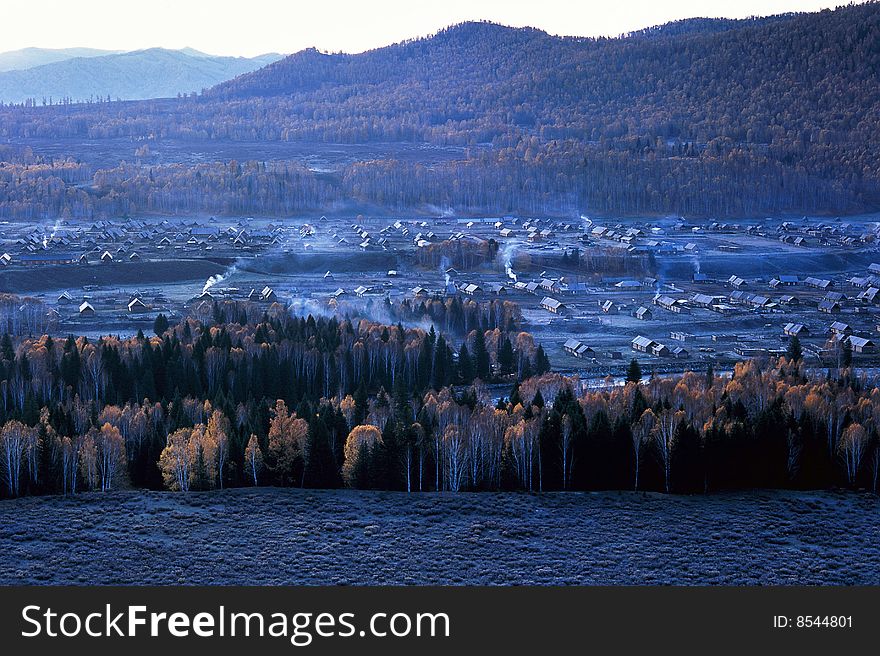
top-left (353, 381), bottom-right (368, 425)
top-left (153, 313), bottom-right (170, 336)
top-left (458, 343), bottom-right (474, 383)
top-left (533, 345), bottom-right (550, 375)
top-left (510, 381), bottom-right (522, 408)
top-left (626, 358), bottom-right (642, 383)
top-left (532, 389), bottom-right (545, 409)
top-left (351, 443), bottom-right (371, 489)
top-left (786, 335), bottom-right (803, 362)
top-left (303, 416), bottom-right (339, 489)
top-left (192, 443), bottom-right (210, 491)
top-left (392, 373), bottom-right (410, 422)
top-left (473, 330), bottom-right (491, 380)
top-left (431, 334), bottom-right (448, 389)
top-left (842, 338), bottom-right (853, 369)
top-left (1, 333), bottom-right (13, 361)
top-left (498, 335), bottom-right (514, 375)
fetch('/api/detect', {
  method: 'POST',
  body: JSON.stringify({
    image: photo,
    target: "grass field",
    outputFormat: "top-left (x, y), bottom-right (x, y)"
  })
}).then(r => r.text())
top-left (1, 488), bottom-right (877, 585)
top-left (0, 259), bottom-right (226, 294)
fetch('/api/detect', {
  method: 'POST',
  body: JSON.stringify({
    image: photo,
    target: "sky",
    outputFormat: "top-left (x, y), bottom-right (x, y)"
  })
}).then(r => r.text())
top-left (3, 0), bottom-right (844, 57)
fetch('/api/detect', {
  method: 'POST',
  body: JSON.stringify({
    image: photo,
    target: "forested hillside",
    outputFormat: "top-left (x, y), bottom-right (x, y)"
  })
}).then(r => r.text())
top-left (0, 2), bottom-right (879, 217)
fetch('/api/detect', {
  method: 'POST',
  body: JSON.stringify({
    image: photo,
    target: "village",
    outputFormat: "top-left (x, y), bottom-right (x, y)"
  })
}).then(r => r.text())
top-left (1, 212), bottom-right (879, 379)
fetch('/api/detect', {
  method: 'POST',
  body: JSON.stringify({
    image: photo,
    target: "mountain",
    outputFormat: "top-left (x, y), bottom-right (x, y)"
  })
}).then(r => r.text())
top-left (0, 3), bottom-right (878, 219)
top-left (0, 47), bottom-right (122, 72)
top-left (0, 49), bottom-right (284, 103)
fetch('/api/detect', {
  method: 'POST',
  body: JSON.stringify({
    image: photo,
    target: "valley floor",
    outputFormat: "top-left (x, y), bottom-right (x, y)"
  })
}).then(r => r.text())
top-left (1, 488), bottom-right (877, 585)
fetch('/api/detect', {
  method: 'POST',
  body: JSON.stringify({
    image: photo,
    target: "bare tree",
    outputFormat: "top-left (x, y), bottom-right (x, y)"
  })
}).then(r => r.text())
top-left (0, 420), bottom-right (31, 496)
top-left (839, 423), bottom-right (867, 485)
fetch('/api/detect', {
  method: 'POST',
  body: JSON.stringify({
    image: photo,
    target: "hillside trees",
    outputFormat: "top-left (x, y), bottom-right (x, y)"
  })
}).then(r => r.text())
top-left (0, 4), bottom-right (878, 218)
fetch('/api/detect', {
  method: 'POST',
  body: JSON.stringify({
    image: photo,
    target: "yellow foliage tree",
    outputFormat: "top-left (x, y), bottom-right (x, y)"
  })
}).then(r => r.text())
top-left (267, 400), bottom-right (308, 485)
top-left (342, 424), bottom-right (382, 487)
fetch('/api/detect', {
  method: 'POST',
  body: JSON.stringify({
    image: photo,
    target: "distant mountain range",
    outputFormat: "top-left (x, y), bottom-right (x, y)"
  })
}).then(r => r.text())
top-left (0, 48), bottom-right (283, 103)
top-left (0, 47), bottom-right (123, 72)
top-left (0, 3), bottom-right (878, 218)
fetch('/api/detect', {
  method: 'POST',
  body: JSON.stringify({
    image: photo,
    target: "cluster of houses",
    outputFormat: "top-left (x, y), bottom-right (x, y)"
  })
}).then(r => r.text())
top-left (0, 218), bottom-right (292, 267)
top-left (493, 217), bottom-right (566, 243)
top-left (631, 335), bottom-right (688, 359)
top-left (773, 220), bottom-right (875, 248)
top-left (784, 321), bottom-right (876, 354)
top-left (190, 285), bottom-right (278, 307)
top-left (563, 339), bottom-right (595, 359)
top-left (580, 216), bottom-right (879, 261)
top-left (688, 218), bottom-right (874, 248)
top-left (67, 292), bottom-right (155, 318)
top-left (589, 224), bottom-right (698, 255)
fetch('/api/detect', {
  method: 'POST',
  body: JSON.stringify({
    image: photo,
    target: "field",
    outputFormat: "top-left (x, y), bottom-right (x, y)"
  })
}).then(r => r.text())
top-left (0, 259), bottom-right (226, 294)
top-left (1, 488), bottom-right (877, 585)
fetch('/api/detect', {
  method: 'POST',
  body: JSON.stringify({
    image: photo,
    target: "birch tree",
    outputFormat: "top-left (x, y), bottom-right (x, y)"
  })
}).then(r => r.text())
top-left (244, 434), bottom-right (263, 486)
top-left (96, 423), bottom-right (126, 491)
top-left (0, 420), bottom-right (30, 497)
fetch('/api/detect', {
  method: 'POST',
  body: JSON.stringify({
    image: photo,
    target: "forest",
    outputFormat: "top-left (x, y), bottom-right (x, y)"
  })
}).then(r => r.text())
top-left (0, 301), bottom-right (879, 499)
top-left (0, 2), bottom-right (879, 218)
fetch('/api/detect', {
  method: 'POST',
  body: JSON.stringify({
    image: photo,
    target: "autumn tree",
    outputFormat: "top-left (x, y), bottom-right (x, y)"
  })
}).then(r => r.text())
top-left (342, 425), bottom-right (382, 488)
top-left (96, 423), bottom-right (126, 491)
top-left (206, 410), bottom-right (230, 488)
top-left (267, 400), bottom-right (308, 486)
top-left (839, 423), bottom-right (867, 486)
top-left (159, 428), bottom-right (196, 492)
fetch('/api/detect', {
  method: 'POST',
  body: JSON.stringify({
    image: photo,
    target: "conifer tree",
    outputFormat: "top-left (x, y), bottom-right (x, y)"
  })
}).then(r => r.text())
top-left (498, 335), bottom-right (514, 375)
top-left (153, 313), bottom-right (169, 336)
top-left (473, 330), bottom-right (491, 380)
top-left (533, 345), bottom-right (550, 375)
top-left (786, 335), bottom-right (803, 362)
top-left (626, 358), bottom-right (642, 384)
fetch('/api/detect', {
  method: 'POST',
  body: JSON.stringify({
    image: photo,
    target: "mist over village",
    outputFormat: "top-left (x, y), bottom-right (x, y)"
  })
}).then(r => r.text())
top-left (0, 1), bottom-right (879, 592)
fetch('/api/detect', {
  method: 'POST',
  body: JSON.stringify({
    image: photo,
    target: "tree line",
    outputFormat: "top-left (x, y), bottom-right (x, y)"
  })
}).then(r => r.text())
top-left (1, 309), bottom-right (879, 498)
top-left (0, 303), bottom-right (551, 497)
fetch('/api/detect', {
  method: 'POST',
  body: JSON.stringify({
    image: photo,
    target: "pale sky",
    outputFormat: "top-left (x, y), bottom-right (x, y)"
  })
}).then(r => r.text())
top-left (4, 0), bottom-right (843, 57)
